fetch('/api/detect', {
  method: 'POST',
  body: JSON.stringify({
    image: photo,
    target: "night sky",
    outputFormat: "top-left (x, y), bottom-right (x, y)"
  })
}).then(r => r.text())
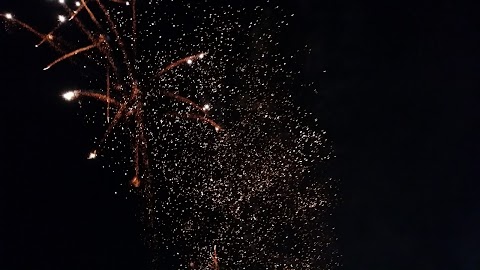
top-left (1, 1), bottom-right (479, 270)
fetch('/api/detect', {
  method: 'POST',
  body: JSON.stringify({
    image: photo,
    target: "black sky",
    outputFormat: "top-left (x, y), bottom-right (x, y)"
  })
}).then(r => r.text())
top-left (1, 0), bottom-right (479, 270)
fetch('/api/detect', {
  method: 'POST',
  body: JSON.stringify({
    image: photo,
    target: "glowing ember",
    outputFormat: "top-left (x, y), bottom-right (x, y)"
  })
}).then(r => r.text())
top-left (131, 176), bottom-right (141, 188)
top-left (87, 151), bottom-right (97, 160)
top-left (62, 91), bottom-right (77, 101)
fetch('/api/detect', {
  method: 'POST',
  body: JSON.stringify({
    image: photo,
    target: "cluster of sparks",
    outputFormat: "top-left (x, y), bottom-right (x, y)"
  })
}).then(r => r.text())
top-left (2, 0), bottom-right (338, 269)
top-left (2, 1), bottom-right (220, 189)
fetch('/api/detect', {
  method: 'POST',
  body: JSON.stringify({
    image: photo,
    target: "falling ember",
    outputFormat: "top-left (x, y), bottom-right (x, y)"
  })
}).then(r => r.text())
top-left (62, 91), bottom-right (78, 101)
top-left (5, 13), bottom-right (13, 20)
top-left (202, 104), bottom-right (211, 111)
top-left (87, 151), bottom-right (97, 159)
top-left (131, 176), bottom-right (141, 188)
top-left (75, 2), bottom-right (81, 7)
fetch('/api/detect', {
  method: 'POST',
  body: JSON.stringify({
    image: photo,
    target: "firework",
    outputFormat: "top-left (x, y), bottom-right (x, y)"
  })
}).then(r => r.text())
top-left (2, 1), bottom-right (337, 269)
top-left (43, 41), bottom-right (100, 70)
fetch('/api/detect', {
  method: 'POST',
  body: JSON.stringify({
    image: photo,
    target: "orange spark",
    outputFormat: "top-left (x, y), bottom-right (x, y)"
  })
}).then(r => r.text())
top-left (131, 175), bottom-right (141, 188)
top-left (162, 91), bottom-right (205, 112)
top-left (72, 90), bottom-right (120, 107)
top-left (1, 14), bottom-right (44, 40)
top-left (157, 52), bottom-right (207, 76)
top-left (94, 0), bottom-right (133, 83)
top-left (209, 245), bottom-right (220, 270)
top-left (167, 113), bottom-right (222, 132)
top-left (36, 4), bottom-right (85, 47)
top-left (44, 42), bottom-right (99, 70)
top-left (80, 0), bottom-right (101, 28)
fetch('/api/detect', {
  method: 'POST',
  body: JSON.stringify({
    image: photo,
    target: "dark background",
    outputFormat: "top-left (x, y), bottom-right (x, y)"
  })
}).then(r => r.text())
top-left (1, 0), bottom-right (479, 269)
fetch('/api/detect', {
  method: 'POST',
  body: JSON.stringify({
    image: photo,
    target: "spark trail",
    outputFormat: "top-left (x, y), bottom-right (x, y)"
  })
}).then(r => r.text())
top-left (43, 42), bottom-right (100, 70)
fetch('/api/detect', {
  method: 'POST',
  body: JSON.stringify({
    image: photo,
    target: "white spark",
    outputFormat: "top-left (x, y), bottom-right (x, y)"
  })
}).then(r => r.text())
top-left (58, 15), bottom-right (66, 23)
top-left (62, 91), bottom-right (77, 101)
top-left (5, 13), bottom-right (13, 20)
top-left (87, 151), bottom-right (97, 159)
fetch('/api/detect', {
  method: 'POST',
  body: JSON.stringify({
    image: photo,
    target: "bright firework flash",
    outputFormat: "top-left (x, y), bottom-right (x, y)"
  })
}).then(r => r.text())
top-left (2, 1), bottom-right (338, 269)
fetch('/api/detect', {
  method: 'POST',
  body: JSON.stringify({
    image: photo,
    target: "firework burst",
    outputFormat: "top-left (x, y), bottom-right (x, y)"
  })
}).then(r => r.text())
top-left (2, 1), bottom-right (338, 269)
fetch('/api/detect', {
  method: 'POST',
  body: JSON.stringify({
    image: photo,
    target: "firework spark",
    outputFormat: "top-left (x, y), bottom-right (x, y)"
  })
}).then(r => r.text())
top-left (157, 52), bottom-right (207, 76)
top-left (63, 90), bottom-right (120, 107)
top-left (62, 91), bottom-right (78, 101)
top-left (36, 3), bottom-right (85, 47)
top-left (43, 41), bottom-right (100, 70)
top-left (209, 245), bottom-right (220, 270)
top-left (2, 13), bottom-right (47, 41)
top-left (87, 150), bottom-right (97, 159)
